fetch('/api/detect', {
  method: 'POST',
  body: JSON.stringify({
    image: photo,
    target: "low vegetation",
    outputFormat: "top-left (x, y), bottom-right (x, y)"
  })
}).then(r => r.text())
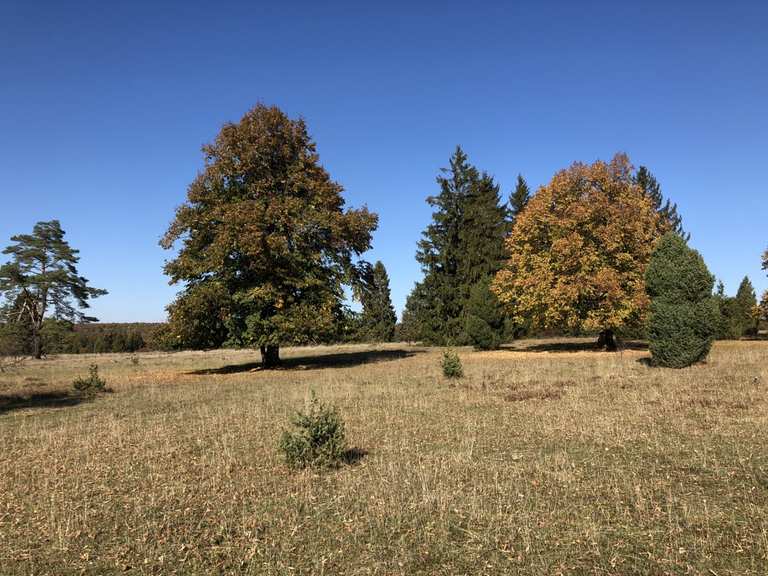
top-left (441, 348), bottom-right (463, 378)
top-left (1, 340), bottom-right (767, 574)
top-left (279, 391), bottom-right (347, 469)
top-left (71, 364), bottom-right (107, 396)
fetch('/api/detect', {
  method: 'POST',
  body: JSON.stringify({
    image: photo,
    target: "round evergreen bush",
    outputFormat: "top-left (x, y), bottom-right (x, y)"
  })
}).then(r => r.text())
top-left (645, 233), bottom-right (718, 368)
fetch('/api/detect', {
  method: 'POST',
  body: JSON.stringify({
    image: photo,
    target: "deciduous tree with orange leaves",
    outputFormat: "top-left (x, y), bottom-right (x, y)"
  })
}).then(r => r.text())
top-left (492, 154), bottom-right (661, 350)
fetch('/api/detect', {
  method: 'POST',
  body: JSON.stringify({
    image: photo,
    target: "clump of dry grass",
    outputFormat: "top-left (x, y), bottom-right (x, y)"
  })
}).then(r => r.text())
top-left (1, 339), bottom-right (767, 574)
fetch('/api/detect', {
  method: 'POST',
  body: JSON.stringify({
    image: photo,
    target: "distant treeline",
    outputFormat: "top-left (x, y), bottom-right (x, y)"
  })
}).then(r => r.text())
top-left (0, 320), bottom-right (166, 356)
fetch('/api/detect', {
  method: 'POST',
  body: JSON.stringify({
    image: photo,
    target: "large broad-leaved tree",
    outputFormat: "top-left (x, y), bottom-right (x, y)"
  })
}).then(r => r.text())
top-left (0, 220), bottom-right (107, 358)
top-left (161, 104), bottom-right (377, 367)
top-left (492, 153), bottom-right (661, 350)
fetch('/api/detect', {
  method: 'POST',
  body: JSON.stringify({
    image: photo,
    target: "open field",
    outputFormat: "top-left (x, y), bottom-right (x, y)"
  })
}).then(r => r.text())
top-left (1, 339), bottom-right (767, 575)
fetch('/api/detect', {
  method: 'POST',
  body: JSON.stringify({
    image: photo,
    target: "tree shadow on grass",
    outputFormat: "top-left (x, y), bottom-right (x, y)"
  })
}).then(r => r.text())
top-left (188, 348), bottom-right (424, 375)
top-left (517, 340), bottom-right (648, 353)
top-left (343, 447), bottom-right (368, 466)
top-left (0, 391), bottom-right (87, 415)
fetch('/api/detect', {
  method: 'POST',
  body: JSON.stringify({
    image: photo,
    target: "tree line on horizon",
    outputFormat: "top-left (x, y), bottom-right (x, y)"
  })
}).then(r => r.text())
top-left (1, 103), bottom-right (766, 365)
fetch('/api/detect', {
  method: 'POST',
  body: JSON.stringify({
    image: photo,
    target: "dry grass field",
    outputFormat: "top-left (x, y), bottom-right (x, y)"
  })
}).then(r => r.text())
top-left (1, 339), bottom-right (767, 575)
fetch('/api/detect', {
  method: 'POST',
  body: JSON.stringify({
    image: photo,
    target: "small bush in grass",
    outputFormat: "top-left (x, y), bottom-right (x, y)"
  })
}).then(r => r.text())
top-left (72, 364), bottom-right (107, 395)
top-left (441, 349), bottom-right (463, 378)
top-left (279, 391), bottom-right (346, 469)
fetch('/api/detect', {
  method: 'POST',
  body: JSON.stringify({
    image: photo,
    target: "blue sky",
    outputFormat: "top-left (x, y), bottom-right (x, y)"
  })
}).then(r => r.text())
top-left (1, 1), bottom-right (766, 322)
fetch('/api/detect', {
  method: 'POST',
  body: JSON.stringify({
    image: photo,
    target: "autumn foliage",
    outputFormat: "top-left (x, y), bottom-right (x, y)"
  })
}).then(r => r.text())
top-left (161, 104), bottom-right (377, 367)
top-left (492, 154), bottom-right (661, 347)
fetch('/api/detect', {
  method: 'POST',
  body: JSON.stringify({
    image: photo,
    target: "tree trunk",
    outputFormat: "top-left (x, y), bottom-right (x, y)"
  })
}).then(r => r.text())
top-left (260, 344), bottom-right (280, 369)
top-left (597, 329), bottom-right (617, 352)
top-left (32, 331), bottom-right (42, 359)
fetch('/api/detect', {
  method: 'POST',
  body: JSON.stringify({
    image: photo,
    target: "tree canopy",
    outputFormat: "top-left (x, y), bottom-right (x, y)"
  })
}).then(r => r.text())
top-left (161, 104), bottom-right (377, 367)
top-left (0, 220), bottom-right (107, 358)
top-left (492, 153), bottom-right (661, 350)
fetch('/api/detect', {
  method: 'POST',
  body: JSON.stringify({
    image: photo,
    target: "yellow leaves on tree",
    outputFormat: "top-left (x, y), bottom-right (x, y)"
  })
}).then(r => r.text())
top-left (492, 153), bottom-right (662, 346)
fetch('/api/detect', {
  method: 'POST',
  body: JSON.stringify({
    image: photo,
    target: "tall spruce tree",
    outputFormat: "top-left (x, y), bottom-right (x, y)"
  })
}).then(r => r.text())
top-left (358, 261), bottom-right (397, 342)
top-left (406, 147), bottom-right (508, 344)
top-left (735, 276), bottom-right (758, 337)
top-left (0, 220), bottom-right (107, 358)
top-left (411, 146), bottom-right (477, 343)
top-left (508, 174), bottom-right (531, 222)
top-left (459, 173), bottom-right (508, 287)
top-left (634, 166), bottom-right (688, 239)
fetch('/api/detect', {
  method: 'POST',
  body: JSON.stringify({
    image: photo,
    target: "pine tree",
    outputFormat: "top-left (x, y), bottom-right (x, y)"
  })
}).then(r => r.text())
top-left (759, 291), bottom-right (768, 329)
top-left (645, 233), bottom-right (718, 367)
top-left (508, 174), bottom-right (531, 222)
top-left (735, 276), bottom-right (758, 337)
top-left (358, 261), bottom-right (397, 342)
top-left (464, 277), bottom-right (505, 350)
top-left (634, 166), bottom-right (688, 240)
top-left (406, 147), bottom-right (509, 344)
top-left (410, 146), bottom-right (477, 344)
top-left (458, 173), bottom-right (508, 288)
top-left (713, 280), bottom-right (741, 339)
top-left (0, 220), bottom-right (107, 358)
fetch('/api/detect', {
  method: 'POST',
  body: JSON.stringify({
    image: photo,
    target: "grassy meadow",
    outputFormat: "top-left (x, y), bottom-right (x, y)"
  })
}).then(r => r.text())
top-left (1, 339), bottom-right (767, 575)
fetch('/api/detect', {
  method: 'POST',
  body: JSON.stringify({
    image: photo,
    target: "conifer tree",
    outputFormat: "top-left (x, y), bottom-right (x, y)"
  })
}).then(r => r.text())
top-left (464, 277), bottom-right (505, 350)
top-left (410, 146), bottom-right (477, 344)
top-left (459, 173), bottom-right (508, 287)
top-left (634, 166), bottom-right (688, 239)
top-left (759, 291), bottom-right (768, 328)
top-left (735, 276), bottom-right (758, 337)
top-left (358, 261), bottom-right (397, 342)
top-left (713, 280), bottom-right (741, 339)
top-left (645, 233), bottom-right (718, 367)
top-left (508, 174), bottom-right (531, 222)
top-left (405, 147), bottom-right (509, 344)
top-left (0, 220), bottom-right (107, 358)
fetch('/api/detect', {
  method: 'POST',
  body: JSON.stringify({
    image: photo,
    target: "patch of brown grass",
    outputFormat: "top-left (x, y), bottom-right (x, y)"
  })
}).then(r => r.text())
top-left (1, 339), bottom-right (767, 574)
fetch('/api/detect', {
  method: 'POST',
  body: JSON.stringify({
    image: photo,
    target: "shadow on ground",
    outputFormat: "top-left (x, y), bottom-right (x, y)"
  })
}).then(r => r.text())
top-left (188, 348), bottom-right (424, 375)
top-left (517, 340), bottom-right (648, 353)
top-left (343, 447), bottom-right (368, 466)
top-left (0, 391), bottom-right (87, 415)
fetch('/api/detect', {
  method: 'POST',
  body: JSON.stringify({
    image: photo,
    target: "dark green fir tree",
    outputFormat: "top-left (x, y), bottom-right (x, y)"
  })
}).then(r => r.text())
top-left (634, 166), bottom-right (688, 240)
top-left (358, 261), bottom-right (397, 342)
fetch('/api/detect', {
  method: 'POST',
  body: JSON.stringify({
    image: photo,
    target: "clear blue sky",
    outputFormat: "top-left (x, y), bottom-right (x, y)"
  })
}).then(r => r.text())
top-left (1, 1), bottom-right (766, 322)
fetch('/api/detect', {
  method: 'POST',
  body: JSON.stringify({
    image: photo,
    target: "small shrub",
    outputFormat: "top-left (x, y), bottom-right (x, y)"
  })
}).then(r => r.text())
top-left (441, 349), bottom-right (463, 378)
top-left (72, 364), bottom-right (107, 395)
top-left (279, 391), bottom-right (346, 469)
